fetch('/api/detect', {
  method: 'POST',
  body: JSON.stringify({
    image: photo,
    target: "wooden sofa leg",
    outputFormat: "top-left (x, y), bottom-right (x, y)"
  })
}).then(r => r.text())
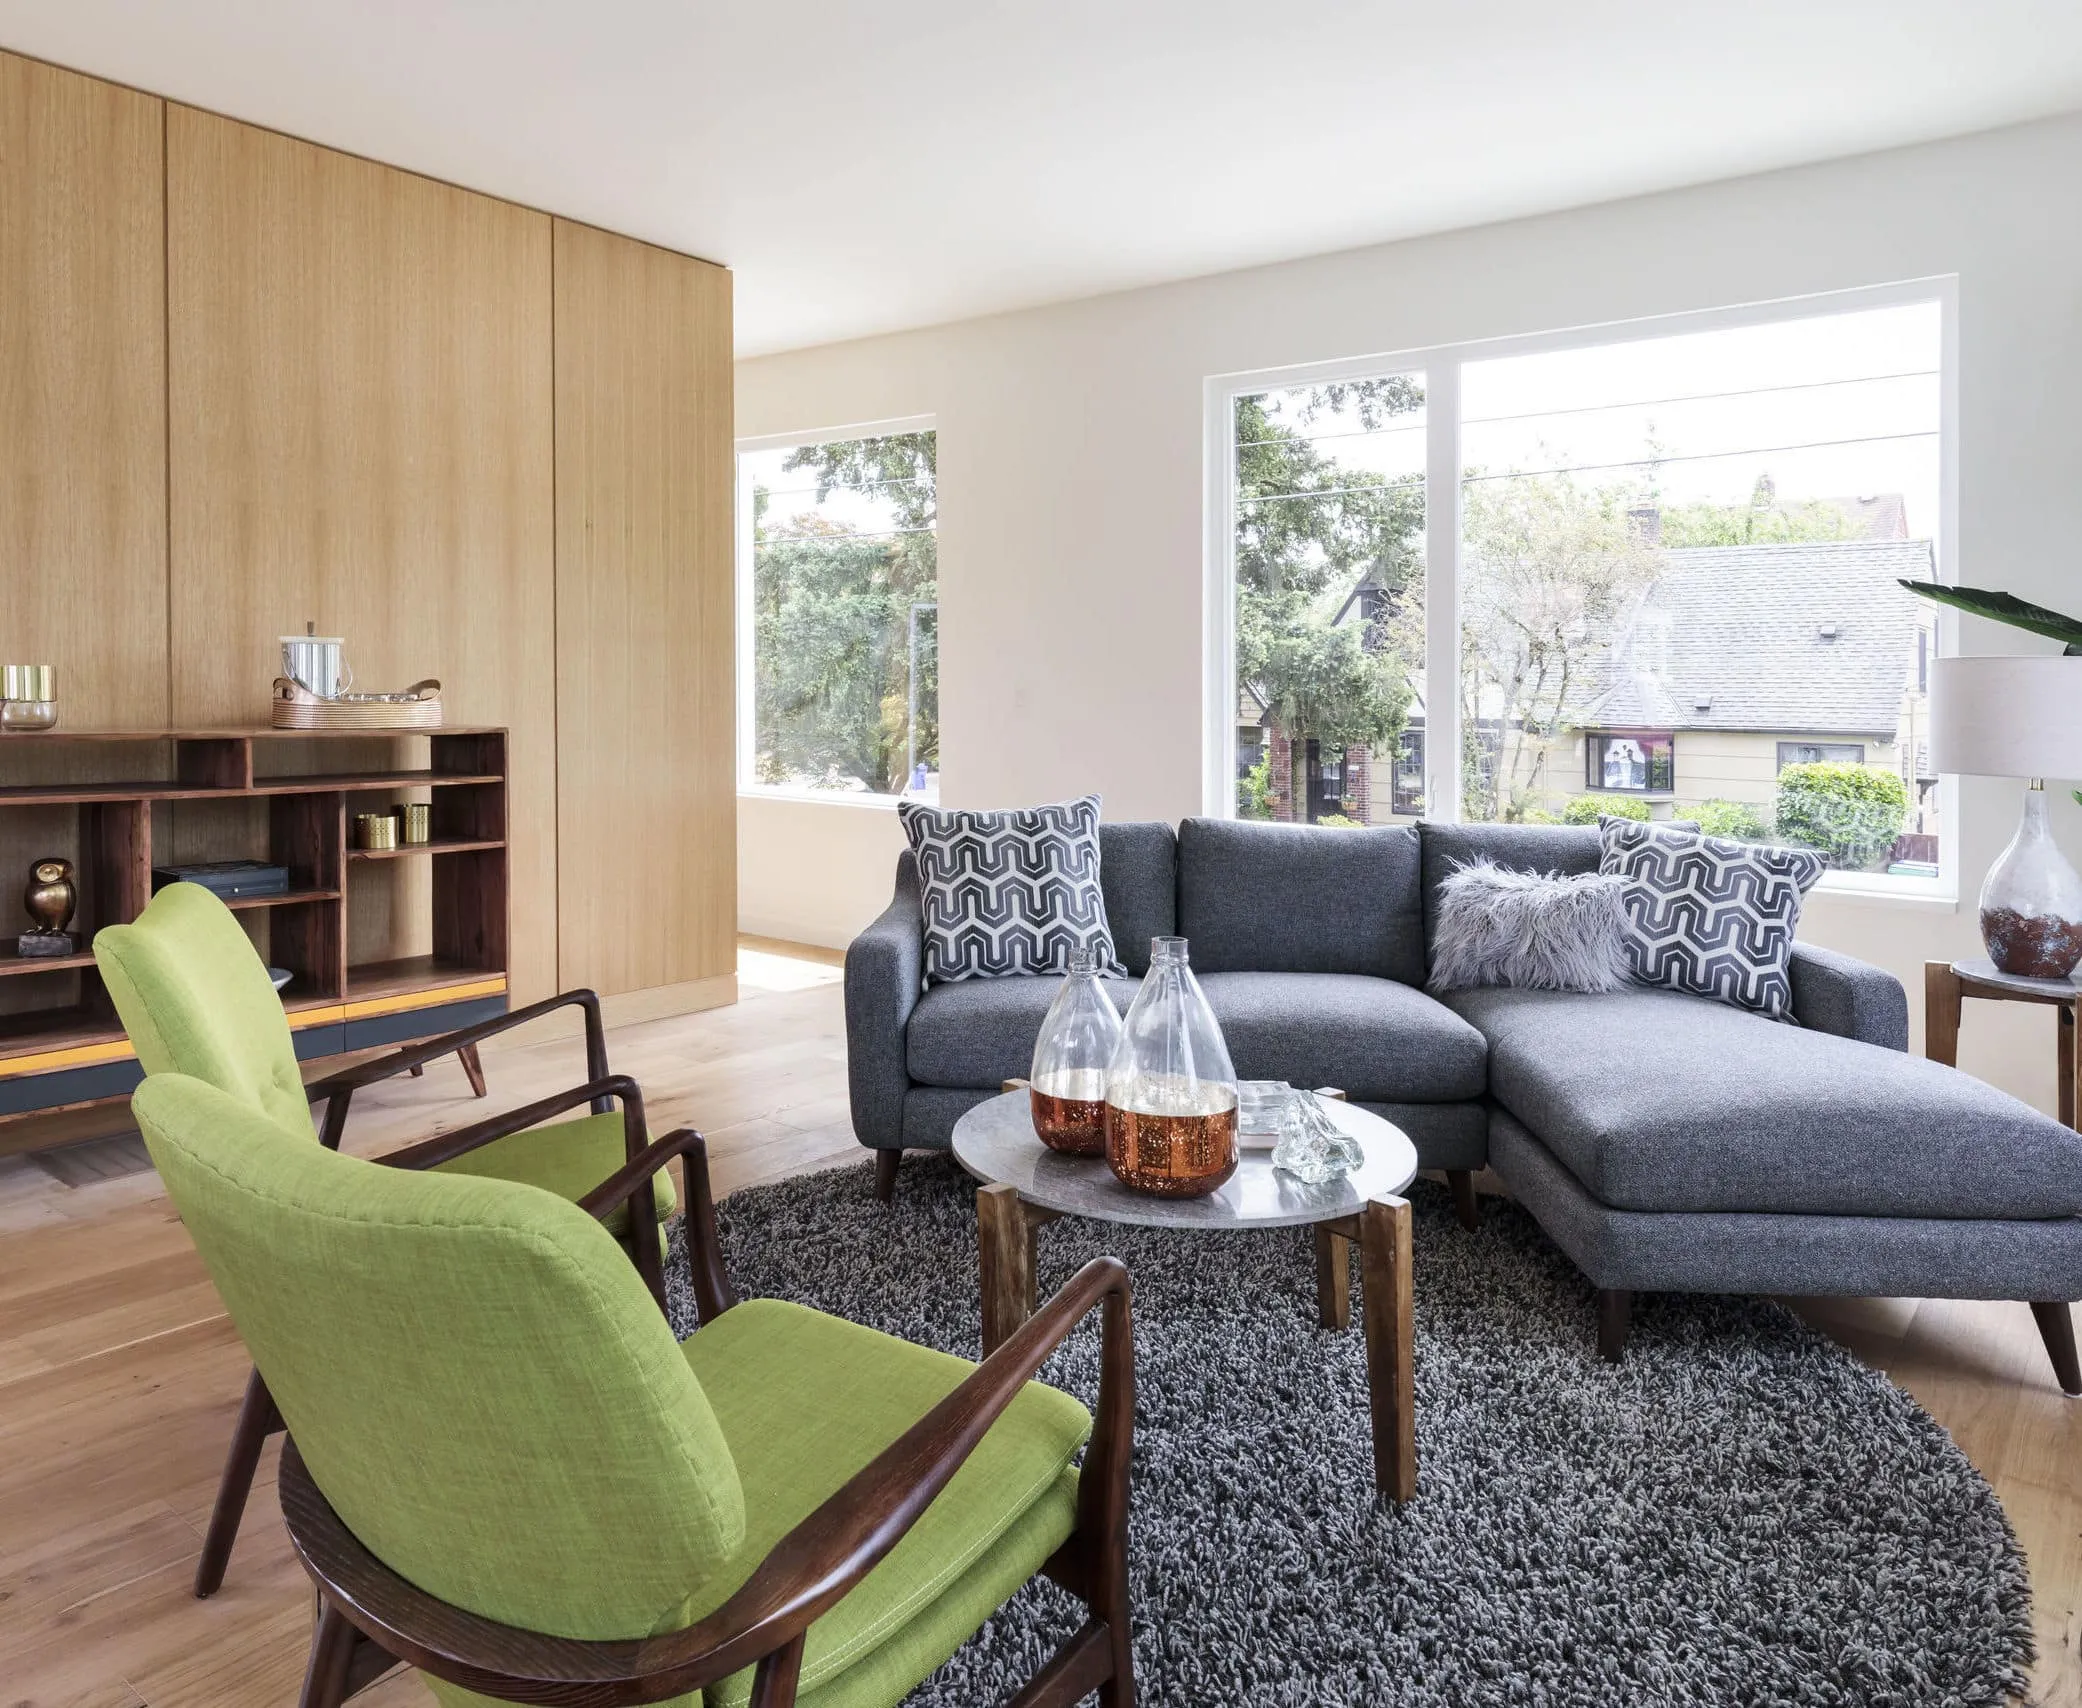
top-left (1446, 1170), bottom-right (1479, 1231)
top-left (874, 1148), bottom-right (902, 1203)
top-left (1597, 1289), bottom-right (1632, 1364)
top-left (2031, 1301), bottom-right (2081, 1396)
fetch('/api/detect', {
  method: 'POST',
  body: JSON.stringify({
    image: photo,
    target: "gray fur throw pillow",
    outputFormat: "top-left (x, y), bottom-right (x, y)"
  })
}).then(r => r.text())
top-left (1429, 859), bottom-right (1630, 994)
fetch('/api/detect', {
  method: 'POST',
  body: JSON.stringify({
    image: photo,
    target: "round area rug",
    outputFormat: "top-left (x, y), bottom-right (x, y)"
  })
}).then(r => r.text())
top-left (666, 1157), bottom-right (2032, 1707)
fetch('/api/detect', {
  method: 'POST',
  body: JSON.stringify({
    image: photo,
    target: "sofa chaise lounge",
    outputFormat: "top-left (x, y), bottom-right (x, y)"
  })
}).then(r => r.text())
top-left (845, 817), bottom-right (2082, 1392)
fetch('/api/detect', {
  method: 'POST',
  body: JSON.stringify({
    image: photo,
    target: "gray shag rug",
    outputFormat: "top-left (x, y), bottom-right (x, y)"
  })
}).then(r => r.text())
top-left (665, 1156), bottom-right (2032, 1707)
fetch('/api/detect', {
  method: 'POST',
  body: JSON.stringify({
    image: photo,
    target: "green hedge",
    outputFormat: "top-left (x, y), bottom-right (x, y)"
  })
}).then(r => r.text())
top-left (1690, 798), bottom-right (1769, 841)
top-left (1775, 762), bottom-right (1907, 871)
top-left (1561, 793), bottom-right (1651, 825)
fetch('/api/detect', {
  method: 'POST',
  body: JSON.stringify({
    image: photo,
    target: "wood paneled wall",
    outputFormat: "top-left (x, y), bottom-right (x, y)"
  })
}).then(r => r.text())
top-left (0, 49), bottom-right (734, 1020)
top-left (552, 220), bottom-right (736, 998)
top-left (165, 107), bottom-right (559, 999)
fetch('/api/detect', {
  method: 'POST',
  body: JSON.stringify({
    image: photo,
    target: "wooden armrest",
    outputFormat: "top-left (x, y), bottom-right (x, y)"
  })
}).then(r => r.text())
top-left (376, 1077), bottom-right (647, 1174)
top-left (580, 1128), bottom-right (735, 1326)
top-left (306, 988), bottom-right (611, 1115)
top-left (280, 1257), bottom-right (1134, 1703)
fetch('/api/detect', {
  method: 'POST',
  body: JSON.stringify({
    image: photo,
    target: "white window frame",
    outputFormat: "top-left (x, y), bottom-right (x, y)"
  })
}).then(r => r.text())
top-left (1203, 276), bottom-right (1960, 902)
top-left (735, 414), bottom-right (938, 807)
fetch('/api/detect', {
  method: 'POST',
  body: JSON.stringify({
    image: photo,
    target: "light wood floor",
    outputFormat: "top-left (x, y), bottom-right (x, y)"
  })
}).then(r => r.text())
top-left (1, 939), bottom-right (2076, 1706)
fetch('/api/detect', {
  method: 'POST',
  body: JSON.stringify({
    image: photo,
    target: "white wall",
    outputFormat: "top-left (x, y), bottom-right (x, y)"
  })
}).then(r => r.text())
top-left (737, 110), bottom-right (2082, 1112)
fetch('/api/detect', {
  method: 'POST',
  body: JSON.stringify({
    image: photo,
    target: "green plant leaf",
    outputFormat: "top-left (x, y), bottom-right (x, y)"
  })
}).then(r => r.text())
top-left (1898, 580), bottom-right (2082, 654)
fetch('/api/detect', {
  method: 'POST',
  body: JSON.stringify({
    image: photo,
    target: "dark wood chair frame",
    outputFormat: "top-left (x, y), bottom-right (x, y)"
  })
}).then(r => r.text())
top-left (192, 987), bottom-right (671, 1599)
top-left (282, 1124), bottom-right (1139, 1708)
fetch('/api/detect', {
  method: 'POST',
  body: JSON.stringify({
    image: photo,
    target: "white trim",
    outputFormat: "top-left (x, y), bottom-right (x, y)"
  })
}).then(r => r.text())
top-left (1422, 361), bottom-right (1461, 824)
top-left (733, 413), bottom-right (940, 800)
top-left (1202, 274), bottom-right (1960, 901)
top-left (737, 785), bottom-right (907, 812)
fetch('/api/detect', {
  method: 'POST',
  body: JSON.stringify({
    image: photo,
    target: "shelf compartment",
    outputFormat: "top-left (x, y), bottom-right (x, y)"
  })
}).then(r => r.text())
top-left (348, 838), bottom-right (504, 861)
top-left (219, 887), bottom-right (343, 910)
top-left (345, 955), bottom-right (507, 1006)
top-left (0, 770), bottom-right (503, 807)
top-left (0, 1004), bottom-right (126, 1065)
top-left (0, 946), bottom-right (96, 977)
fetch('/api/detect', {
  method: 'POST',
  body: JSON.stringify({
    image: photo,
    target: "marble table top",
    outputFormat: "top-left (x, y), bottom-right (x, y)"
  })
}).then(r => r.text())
top-left (951, 1090), bottom-right (1419, 1230)
top-left (1954, 956), bottom-right (2082, 1000)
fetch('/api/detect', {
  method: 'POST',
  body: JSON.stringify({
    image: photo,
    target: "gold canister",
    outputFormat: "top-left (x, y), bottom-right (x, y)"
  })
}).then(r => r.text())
top-left (1, 664), bottom-right (57, 732)
top-left (402, 803), bottom-right (430, 845)
top-left (354, 811), bottom-right (398, 851)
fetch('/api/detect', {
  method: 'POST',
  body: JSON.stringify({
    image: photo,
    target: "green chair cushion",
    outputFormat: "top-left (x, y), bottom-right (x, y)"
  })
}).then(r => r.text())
top-left (431, 1112), bottom-right (675, 1233)
top-left (687, 1299), bottom-right (1090, 1708)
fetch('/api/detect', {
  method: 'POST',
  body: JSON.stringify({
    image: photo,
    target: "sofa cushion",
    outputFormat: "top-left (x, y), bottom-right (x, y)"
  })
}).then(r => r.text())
top-left (899, 795), bottom-right (1126, 982)
top-left (1178, 818), bottom-right (1424, 982)
top-left (1442, 983), bottom-right (2082, 1220)
top-left (908, 976), bottom-right (1139, 1089)
top-left (1418, 822), bottom-right (1600, 972)
top-left (1600, 816), bottom-right (1823, 1020)
top-left (1197, 972), bottom-right (1486, 1103)
top-left (1098, 822), bottom-right (1177, 977)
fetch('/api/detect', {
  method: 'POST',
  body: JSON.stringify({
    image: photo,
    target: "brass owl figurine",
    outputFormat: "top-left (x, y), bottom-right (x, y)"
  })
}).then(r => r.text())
top-left (25, 857), bottom-right (76, 936)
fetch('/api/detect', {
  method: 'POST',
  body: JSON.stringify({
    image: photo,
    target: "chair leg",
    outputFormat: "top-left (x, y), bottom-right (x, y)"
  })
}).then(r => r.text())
top-left (1446, 1169), bottom-right (1479, 1231)
top-left (874, 1148), bottom-right (901, 1202)
top-left (457, 1042), bottom-right (488, 1098)
top-left (194, 1366), bottom-right (282, 1597)
top-left (1597, 1289), bottom-right (1632, 1364)
top-left (299, 1600), bottom-right (356, 1708)
top-left (2031, 1301), bottom-right (2081, 1396)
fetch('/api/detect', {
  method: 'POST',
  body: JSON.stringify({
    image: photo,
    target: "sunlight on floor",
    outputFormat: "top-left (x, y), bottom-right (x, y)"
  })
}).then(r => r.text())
top-left (737, 934), bottom-right (844, 997)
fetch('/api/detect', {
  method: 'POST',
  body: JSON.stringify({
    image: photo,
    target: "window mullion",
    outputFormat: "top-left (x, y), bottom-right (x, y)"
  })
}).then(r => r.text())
top-left (1424, 360), bottom-right (1464, 824)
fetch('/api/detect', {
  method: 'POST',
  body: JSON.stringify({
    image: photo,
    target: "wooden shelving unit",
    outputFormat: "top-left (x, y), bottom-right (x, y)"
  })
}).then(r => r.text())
top-left (0, 727), bottom-right (510, 1120)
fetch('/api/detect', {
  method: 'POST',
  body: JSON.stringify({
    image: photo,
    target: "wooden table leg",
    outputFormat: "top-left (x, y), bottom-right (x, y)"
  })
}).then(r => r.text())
top-left (1313, 1224), bottom-right (1351, 1330)
top-left (457, 1042), bottom-right (488, 1099)
top-left (978, 1183), bottom-right (1038, 1357)
top-left (1923, 960), bottom-right (1962, 1067)
top-left (1359, 1194), bottom-right (1417, 1503)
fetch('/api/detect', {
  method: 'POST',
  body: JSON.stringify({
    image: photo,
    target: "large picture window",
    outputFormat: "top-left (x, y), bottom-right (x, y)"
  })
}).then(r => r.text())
top-left (1213, 284), bottom-right (1952, 891)
top-left (737, 424), bottom-right (937, 800)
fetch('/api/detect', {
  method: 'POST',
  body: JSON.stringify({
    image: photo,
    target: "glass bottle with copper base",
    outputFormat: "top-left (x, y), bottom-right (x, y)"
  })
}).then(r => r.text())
top-left (1104, 935), bottom-right (1239, 1197)
top-left (1027, 946), bottom-right (1124, 1155)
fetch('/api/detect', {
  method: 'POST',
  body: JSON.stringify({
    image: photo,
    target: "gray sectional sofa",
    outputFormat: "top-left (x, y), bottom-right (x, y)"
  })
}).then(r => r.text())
top-left (845, 817), bottom-right (2082, 1391)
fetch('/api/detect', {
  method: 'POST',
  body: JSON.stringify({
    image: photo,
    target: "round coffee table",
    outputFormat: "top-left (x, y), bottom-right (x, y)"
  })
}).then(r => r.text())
top-left (951, 1089), bottom-right (1422, 1500)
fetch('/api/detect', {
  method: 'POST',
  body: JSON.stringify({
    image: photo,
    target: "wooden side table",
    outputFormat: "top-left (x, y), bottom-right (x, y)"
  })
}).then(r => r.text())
top-left (1924, 957), bottom-right (2082, 1130)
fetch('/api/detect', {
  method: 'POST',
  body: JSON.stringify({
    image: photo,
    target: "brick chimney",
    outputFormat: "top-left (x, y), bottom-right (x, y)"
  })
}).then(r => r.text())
top-left (1627, 501), bottom-right (1662, 546)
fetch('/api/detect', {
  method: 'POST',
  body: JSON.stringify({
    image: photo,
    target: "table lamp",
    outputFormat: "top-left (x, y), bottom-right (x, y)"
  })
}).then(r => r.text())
top-left (1929, 655), bottom-right (2082, 979)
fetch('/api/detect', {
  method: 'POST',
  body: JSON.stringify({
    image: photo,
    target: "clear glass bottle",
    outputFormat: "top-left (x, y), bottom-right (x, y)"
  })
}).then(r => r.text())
top-left (1979, 782), bottom-right (2082, 979)
top-left (1028, 947), bottom-right (1123, 1155)
top-left (1104, 936), bottom-right (1240, 1197)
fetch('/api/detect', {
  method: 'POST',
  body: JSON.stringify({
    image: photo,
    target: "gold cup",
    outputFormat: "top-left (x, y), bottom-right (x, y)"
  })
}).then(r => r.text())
top-left (354, 812), bottom-right (398, 851)
top-left (1, 664), bottom-right (57, 733)
top-left (402, 803), bottom-right (431, 845)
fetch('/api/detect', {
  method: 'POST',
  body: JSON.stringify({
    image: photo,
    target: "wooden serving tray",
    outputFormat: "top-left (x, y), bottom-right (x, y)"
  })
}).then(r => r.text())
top-left (271, 678), bottom-right (443, 730)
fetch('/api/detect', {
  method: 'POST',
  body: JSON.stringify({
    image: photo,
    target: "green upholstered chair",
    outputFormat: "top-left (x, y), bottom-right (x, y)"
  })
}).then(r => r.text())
top-left (131, 1072), bottom-right (1137, 1708)
top-left (93, 881), bottom-right (678, 1599)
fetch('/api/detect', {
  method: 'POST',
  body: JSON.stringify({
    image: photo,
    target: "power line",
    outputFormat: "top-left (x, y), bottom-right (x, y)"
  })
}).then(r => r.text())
top-left (1236, 366), bottom-right (1938, 453)
top-left (1243, 428), bottom-right (1937, 505)
top-left (757, 524), bottom-right (938, 544)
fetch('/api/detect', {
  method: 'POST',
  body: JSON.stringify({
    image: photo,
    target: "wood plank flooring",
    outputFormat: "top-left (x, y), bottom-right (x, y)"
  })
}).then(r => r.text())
top-left (0, 939), bottom-right (2076, 1705)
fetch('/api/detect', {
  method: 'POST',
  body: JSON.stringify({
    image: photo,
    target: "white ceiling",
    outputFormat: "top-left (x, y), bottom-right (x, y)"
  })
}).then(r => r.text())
top-left (5, 1), bottom-right (2081, 356)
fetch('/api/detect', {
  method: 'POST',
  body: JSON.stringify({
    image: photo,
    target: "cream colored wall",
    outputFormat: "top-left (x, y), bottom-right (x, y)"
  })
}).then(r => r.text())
top-left (1674, 733), bottom-right (1901, 806)
top-left (738, 110), bottom-right (2082, 1114)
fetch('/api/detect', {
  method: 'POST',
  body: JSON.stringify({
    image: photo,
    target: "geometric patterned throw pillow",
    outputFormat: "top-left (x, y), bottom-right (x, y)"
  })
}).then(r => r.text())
top-left (1598, 817), bottom-right (1825, 1019)
top-left (897, 794), bottom-right (1127, 983)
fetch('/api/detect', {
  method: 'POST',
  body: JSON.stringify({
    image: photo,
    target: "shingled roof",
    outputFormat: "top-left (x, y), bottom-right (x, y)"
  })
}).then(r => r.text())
top-left (1578, 538), bottom-right (1933, 737)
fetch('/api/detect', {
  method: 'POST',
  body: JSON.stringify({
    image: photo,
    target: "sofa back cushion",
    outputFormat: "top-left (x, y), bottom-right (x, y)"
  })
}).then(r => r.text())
top-left (1177, 818), bottom-right (1424, 982)
top-left (1419, 822), bottom-right (1600, 971)
top-left (1099, 821), bottom-right (1178, 977)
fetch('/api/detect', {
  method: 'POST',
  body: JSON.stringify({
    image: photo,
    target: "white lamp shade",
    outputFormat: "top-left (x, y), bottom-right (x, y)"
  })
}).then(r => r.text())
top-left (1928, 655), bottom-right (2082, 778)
